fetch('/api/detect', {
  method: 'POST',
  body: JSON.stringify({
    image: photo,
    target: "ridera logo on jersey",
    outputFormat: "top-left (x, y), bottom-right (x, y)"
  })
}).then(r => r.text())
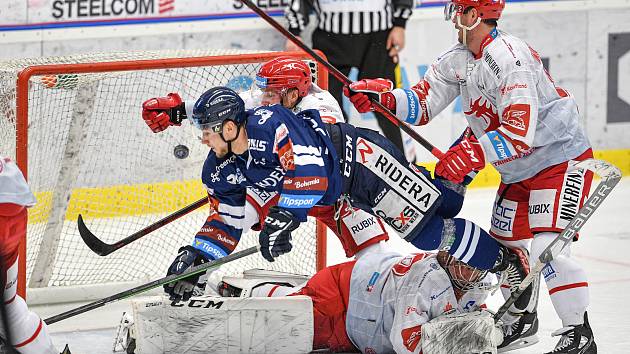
top-left (357, 137), bottom-right (440, 212)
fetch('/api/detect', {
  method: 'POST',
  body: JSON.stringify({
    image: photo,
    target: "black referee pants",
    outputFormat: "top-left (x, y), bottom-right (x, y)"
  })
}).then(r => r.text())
top-left (312, 28), bottom-right (404, 154)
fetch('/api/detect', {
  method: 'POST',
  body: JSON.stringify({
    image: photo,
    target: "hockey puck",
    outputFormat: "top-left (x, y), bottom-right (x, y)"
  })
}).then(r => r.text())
top-left (174, 144), bottom-right (190, 159)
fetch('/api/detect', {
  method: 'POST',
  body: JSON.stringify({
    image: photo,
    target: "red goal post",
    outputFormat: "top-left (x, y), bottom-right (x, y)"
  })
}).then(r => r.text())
top-left (4, 50), bottom-right (328, 300)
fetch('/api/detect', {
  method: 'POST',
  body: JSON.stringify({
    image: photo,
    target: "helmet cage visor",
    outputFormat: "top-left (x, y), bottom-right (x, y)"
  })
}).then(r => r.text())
top-left (191, 112), bottom-right (225, 133)
top-left (255, 74), bottom-right (301, 92)
top-left (444, 2), bottom-right (458, 21)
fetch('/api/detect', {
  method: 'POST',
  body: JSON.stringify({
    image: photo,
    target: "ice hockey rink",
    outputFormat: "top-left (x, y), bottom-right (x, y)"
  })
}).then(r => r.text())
top-left (30, 177), bottom-right (630, 354)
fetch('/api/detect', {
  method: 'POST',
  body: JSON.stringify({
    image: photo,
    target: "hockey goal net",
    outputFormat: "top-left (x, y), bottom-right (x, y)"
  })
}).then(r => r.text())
top-left (0, 49), bottom-right (327, 302)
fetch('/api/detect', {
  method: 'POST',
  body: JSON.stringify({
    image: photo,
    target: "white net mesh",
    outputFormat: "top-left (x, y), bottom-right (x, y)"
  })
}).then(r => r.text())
top-left (0, 49), bottom-right (323, 293)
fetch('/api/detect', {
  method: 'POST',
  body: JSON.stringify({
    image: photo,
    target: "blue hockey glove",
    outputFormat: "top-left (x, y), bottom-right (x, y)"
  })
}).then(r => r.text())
top-left (259, 206), bottom-right (301, 262)
top-left (164, 245), bottom-right (210, 303)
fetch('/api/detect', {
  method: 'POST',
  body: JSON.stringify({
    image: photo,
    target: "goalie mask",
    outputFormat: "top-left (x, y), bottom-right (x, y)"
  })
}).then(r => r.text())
top-left (256, 57), bottom-right (312, 101)
top-left (192, 87), bottom-right (246, 153)
top-left (436, 250), bottom-right (489, 292)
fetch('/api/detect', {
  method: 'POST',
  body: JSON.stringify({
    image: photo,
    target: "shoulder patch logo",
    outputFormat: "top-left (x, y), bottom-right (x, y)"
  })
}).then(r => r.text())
top-left (502, 103), bottom-right (531, 137)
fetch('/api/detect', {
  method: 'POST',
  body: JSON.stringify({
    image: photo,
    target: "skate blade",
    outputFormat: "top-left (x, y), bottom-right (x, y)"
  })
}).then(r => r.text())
top-left (497, 334), bottom-right (539, 353)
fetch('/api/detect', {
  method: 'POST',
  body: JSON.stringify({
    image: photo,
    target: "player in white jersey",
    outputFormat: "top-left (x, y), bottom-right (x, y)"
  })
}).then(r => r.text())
top-left (0, 156), bottom-right (66, 354)
top-left (344, 1), bottom-right (597, 353)
top-left (219, 248), bottom-right (497, 353)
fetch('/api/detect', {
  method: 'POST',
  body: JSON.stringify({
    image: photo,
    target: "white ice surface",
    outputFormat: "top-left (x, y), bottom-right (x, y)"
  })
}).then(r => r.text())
top-left (39, 178), bottom-right (630, 353)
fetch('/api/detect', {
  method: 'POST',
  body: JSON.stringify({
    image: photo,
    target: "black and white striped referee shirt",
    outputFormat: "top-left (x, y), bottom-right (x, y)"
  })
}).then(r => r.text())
top-left (286, 0), bottom-right (414, 36)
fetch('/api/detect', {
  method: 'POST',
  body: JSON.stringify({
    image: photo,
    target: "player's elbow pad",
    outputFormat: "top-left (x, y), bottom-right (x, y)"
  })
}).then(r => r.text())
top-left (390, 88), bottom-right (427, 125)
top-left (191, 237), bottom-right (227, 261)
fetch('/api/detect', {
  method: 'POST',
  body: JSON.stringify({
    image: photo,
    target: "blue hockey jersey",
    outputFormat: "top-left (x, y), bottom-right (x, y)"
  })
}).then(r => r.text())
top-left (192, 104), bottom-right (341, 260)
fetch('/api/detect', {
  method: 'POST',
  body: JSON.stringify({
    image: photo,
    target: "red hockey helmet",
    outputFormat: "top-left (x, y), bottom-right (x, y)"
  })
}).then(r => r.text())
top-left (256, 57), bottom-right (312, 98)
top-left (444, 0), bottom-right (505, 21)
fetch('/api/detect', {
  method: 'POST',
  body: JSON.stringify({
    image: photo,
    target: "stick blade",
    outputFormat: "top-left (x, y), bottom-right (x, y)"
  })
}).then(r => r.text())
top-left (77, 214), bottom-right (116, 256)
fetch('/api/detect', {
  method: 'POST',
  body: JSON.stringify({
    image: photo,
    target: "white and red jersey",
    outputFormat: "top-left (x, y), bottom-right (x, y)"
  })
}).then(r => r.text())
top-left (346, 252), bottom-right (488, 354)
top-left (0, 156), bottom-right (36, 207)
top-left (390, 28), bottom-right (591, 183)
top-left (292, 84), bottom-right (345, 124)
top-left (236, 83), bottom-right (344, 124)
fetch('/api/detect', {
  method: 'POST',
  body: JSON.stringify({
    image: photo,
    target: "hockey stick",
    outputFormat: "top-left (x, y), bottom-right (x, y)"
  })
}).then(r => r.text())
top-left (493, 159), bottom-right (622, 323)
top-left (44, 245), bottom-right (259, 325)
top-left (239, 0), bottom-right (445, 159)
top-left (77, 196), bottom-right (209, 256)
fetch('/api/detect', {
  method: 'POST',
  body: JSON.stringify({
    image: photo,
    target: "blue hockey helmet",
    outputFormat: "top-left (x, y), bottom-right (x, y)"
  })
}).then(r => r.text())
top-left (191, 87), bottom-right (246, 133)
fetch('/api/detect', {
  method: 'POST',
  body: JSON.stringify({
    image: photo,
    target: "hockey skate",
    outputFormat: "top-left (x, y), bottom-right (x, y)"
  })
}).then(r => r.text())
top-left (498, 311), bottom-right (539, 352)
top-left (545, 312), bottom-right (597, 354)
top-left (493, 246), bottom-right (536, 311)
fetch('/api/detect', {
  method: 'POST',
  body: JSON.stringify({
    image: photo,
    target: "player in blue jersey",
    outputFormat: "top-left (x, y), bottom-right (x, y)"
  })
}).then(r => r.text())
top-left (142, 86), bottom-right (532, 312)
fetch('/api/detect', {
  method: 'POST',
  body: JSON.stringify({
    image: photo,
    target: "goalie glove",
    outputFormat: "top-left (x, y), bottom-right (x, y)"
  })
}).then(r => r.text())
top-left (259, 206), bottom-right (301, 262)
top-left (141, 93), bottom-right (187, 133)
top-left (163, 245), bottom-right (210, 303)
top-left (343, 78), bottom-right (396, 113)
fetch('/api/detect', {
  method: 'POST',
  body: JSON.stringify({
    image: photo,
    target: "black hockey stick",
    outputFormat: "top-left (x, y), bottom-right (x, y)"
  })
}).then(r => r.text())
top-left (494, 159), bottom-right (622, 323)
top-left (78, 196), bottom-right (209, 256)
top-left (44, 245), bottom-right (259, 325)
top-left (239, 0), bottom-right (445, 159)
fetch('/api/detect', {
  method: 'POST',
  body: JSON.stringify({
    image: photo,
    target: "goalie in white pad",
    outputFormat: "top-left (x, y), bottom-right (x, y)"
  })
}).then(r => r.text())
top-left (125, 249), bottom-right (500, 353)
top-left (129, 295), bottom-right (314, 354)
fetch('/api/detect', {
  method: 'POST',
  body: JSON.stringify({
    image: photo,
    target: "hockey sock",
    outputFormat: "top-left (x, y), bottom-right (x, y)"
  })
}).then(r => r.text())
top-left (532, 232), bottom-right (589, 327)
top-left (411, 217), bottom-right (500, 270)
top-left (2, 259), bottom-right (56, 354)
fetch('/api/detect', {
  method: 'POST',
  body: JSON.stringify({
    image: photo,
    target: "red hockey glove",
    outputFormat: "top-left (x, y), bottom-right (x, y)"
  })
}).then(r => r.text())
top-left (343, 78), bottom-right (396, 113)
top-left (141, 93), bottom-right (186, 133)
top-left (435, 135), bottom-right (486, 184)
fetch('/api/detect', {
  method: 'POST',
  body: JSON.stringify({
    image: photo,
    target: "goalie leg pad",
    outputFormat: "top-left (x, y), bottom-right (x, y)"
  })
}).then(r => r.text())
top-left (131, 296), bottom-right (313, 354)
top-left (218, 269), bottom-right (309, 297)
